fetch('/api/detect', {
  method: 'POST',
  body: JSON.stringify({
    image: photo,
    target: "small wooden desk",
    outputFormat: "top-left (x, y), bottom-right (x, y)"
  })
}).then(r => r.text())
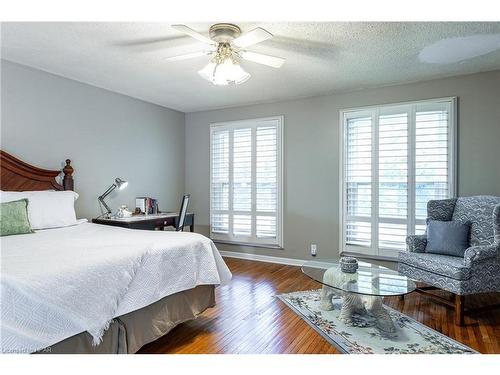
top-left (92, 213), bottom-right (194, 232)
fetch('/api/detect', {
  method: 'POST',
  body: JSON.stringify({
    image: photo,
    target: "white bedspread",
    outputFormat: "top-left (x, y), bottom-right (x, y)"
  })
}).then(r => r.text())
top-left (0, 222), bottom-right (232, 353)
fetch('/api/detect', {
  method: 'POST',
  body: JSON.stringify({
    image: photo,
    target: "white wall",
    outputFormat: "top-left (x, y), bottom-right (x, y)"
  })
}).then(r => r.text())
top-left (185, 70), bottom-right (500, 261)
top-left (1, 60), bottom-right (186, 219)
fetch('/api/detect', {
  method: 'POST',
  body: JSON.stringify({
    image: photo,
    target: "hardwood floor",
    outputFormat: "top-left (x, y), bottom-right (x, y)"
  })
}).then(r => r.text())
top-left (139, 257), bottom-right (500, 354)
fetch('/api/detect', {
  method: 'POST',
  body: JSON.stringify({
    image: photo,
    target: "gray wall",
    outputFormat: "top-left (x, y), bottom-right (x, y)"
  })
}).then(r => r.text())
top-left (2, 60), bottom-right (499, 262)
top-left (1, 60), bottom-right (186, 219)
top-left (185, 70), bottom-right (500, 261)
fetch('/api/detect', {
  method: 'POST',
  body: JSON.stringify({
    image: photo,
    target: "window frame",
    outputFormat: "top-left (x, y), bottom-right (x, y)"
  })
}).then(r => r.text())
top-left (339, 97), bottom-right (457, 259)
top-left (209, 115), bottom-right (284, 248)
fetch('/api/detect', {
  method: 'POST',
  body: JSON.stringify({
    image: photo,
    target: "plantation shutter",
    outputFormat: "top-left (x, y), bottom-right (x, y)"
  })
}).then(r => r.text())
top-left (210, 128), bottom-right (230, 234)
top-left (210, 117), bottom-right (282, 246)
top-left (256, 125), bottom-right (278, 239)
top-left (345, 114), bottom-right (372, 248)
top-left (414, 102), bottom-right (452, 234)
top-left (233, 128), bottom-right (252, 236)
top-left (377, 109), bottom-right (409, 252)
top-left (342, 98), bottom-right (456, 257)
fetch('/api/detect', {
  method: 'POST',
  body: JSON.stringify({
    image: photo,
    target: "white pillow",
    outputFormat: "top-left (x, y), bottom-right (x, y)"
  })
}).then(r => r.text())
top-left (0, 190), bottom-right (79, 230)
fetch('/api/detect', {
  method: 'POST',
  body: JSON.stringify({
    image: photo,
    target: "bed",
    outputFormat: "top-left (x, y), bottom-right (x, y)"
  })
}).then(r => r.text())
top-left (0, 150), bottom-right (232, 354)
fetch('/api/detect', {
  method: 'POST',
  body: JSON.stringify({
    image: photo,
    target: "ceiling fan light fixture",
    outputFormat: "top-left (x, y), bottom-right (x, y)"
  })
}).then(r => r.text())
top-left (198, 57), bottom-right (250, 86)
top-left (170, 23), bottom-right (283, 84)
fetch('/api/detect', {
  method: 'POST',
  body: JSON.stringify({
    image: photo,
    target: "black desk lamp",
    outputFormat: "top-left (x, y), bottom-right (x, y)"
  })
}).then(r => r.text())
top-left (98, 177), bottom-right (128, 217)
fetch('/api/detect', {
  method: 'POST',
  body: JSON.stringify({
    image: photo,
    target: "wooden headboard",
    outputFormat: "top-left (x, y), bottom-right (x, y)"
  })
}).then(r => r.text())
top-left (0, 150), bottom-right (74, 191)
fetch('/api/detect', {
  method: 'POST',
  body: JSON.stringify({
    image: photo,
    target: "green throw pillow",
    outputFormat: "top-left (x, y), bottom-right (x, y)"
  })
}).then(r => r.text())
top-left (0, 199), bottom-right (34, 236)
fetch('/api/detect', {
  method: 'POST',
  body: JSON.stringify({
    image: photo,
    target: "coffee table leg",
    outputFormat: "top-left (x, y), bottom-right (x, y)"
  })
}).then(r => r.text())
top-left (319, 286), bottom-right (336, 310)
top-left (339, 292), bottom-right (366, 324)
top-left (363, 296), bottom-right (396, 333)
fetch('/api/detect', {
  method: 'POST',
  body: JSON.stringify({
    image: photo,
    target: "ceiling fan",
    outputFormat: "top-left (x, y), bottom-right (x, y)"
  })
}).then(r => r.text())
top-left (166, 23), bottom-right (286, 86)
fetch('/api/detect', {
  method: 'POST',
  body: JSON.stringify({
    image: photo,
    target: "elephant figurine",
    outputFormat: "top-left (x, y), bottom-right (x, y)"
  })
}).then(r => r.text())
top-left (319, 265), bottom-right (396, 333)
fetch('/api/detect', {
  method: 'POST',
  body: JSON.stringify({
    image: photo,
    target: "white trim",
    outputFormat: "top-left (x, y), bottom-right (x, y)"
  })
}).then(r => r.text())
top-left (408, 105), bottom-right (416, 237)
top-left (213, 239), bottom-right (283, 249)
top-left (338, 110), bottom-right (345, 258)
top-left (340, 96), bottom-right (458, 115)
top-left (372, 108), bottom-right (379, 256)
top-left (450, 97), bottom-right (458, 197)
top-left (219, 250), bottom-right (306, 267)
top-left (251, 125), bottom-right (257, 243)
top-left (220, 250), bottom-right (399, 267)
top-left (340, 251), bottom-right (398, 263)
top-left (276, 116), bottom-right (284, 247)
top-left (228, 129), bottom-right (234, 236)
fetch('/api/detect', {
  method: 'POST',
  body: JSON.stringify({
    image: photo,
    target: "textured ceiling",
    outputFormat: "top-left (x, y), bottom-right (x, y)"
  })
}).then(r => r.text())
top-left (2, 22), bottom-right (500, 112)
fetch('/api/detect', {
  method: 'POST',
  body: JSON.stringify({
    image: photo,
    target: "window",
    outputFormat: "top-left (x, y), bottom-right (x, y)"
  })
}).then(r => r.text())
top-left (210, 116), bottom-right (283, 247)
top-left (340, 98), bottom-right (456, 258)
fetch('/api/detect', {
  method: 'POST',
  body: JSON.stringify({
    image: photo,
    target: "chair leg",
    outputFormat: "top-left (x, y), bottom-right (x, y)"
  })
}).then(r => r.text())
top-left (455, 294), bottom-right (465, 326)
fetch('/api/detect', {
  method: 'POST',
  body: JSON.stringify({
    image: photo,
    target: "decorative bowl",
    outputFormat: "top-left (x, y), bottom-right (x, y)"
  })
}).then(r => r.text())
top-left (340, 256), bottom-right (358, 273)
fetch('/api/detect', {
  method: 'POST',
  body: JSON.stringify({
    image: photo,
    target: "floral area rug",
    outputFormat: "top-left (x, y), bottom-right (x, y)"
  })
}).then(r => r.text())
top-left (277, 289), bottom-right (477, 354)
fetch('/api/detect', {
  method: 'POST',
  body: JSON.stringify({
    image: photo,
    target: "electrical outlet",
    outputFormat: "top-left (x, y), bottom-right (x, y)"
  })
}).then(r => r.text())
top-left (310, 244), bottom-right (317, 256)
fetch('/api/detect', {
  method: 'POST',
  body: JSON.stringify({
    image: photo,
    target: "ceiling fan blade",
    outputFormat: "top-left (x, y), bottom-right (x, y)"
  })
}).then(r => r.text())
top-left (240, 51), bottom-right (285, 68)
top-left (233, 27), bottom-right (273, 48)
top-left (171, 24), bottom-right (214, 45)
top-left (165, 50), bottom-right (212, 61)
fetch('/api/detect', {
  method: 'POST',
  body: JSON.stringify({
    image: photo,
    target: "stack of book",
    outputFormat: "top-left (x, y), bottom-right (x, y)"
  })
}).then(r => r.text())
top-left (135, 197), bottom-right (158, 215)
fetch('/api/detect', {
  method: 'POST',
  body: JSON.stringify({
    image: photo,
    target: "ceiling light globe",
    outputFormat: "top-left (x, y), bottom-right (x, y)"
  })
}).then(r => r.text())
top-left (198, 62), bottom-right (217, 83)
top-left (198, 58), bottom-right (250, 86)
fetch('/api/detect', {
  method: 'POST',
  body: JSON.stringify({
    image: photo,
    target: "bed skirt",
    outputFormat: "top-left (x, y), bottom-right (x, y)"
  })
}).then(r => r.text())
top-left (36, 285), bottom-right (216, 354)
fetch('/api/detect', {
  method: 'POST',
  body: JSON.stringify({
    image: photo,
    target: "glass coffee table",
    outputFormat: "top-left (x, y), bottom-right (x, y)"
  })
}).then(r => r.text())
top-left (302, 260), bottom-right (416, 333)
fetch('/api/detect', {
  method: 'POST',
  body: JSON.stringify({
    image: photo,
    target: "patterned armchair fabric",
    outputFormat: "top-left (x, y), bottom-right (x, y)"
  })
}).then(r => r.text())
top-left (405, 234), bottom-right (427, 253)
top-left (427, 198), bottom-right (457, 221)
top-left (399, 195), bottom-right (500, 295)
top-left (399, 251), bottom-right (471, 280)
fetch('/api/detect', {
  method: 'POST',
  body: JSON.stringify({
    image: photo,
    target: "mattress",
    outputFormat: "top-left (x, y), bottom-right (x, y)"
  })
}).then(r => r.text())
top-left (0, 222), bottom-right (231, 353)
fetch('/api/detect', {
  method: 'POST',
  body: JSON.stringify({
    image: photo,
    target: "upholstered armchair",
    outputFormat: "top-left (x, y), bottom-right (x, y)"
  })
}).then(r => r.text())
top-left (398, 196), bottom-right (500, 325)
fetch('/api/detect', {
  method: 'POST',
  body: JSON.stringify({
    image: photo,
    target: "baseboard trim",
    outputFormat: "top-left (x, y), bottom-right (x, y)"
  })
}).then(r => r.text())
top-left (219, 250), bottom-right (307, 267)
